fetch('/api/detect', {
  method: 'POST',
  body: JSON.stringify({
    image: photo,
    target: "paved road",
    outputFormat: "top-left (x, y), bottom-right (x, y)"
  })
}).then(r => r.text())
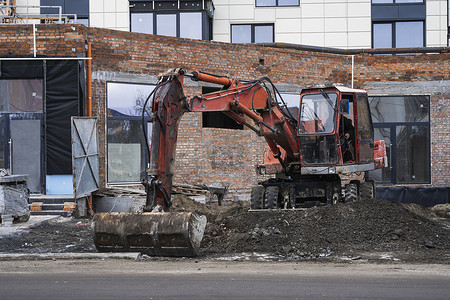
top-left (0, 259), bottom-right (449, 299)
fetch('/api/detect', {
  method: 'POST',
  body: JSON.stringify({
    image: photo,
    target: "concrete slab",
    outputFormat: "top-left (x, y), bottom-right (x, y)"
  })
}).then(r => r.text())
top-left (0, 215), bottom-right (60, 238)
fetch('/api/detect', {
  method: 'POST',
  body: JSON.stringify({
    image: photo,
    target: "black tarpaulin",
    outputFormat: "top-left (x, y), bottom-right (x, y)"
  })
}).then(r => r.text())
top-left (46, 60), bottom-right (81, 174)
top-left (376, 187), bottom-right (449, 207)
top-left (0, 58), bottom-right (43, 79)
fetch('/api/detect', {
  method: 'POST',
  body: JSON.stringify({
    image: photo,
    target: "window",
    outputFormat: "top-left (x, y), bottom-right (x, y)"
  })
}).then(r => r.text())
top-left (279, 93), bottom-right (300, 108)
top-left (373, 21), bottom-right (424, 48)
top-left (156, 14), bottom-right (177, 37)
top-left (395, 21), bottom-right (423, 48)
top-left (256, 0), bottom-right (300, 7)
top-left (231, 24), bottom-right (274, 43)
top-left (373, 23), bottom-right (392, 48)
top-left (372, 0), bottom-right (423, 3)
top-left (180, 12), bottom-right (203, 39)
top-left (367, 96), bottom-right (430, 184)
top-left (41, 0), bottom-right (89, 25)
top-left (131, 11), bottom-right (205, 39)
top-left (299, 93), bottom-right (337, 134)
top-left (131, 13), bottom-right (153, 35)
top-left (129, 1), bottom-right (213, 40)
top-left (0, 80), bottom-right (43, 113)
top-left (107, 82), bottom-right (155, 183)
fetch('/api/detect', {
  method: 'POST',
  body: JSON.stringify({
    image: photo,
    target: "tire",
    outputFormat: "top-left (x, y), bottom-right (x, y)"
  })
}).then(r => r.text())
top-left (360, 181), bottom-right (375, 200)
top-left (344, 183), bottom-right (358, 203)
top-left (250, 185), bottom-right (265, 209)
top-left (265, 186), bottom-right (279, 209)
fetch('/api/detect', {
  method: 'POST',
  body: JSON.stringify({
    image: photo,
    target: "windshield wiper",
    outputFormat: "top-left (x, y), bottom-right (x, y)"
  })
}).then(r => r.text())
top-left (318, 89), bottom-right (336, 111)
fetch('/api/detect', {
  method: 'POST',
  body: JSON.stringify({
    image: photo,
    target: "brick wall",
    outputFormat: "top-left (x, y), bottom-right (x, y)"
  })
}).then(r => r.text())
top-left (0, 24), bottom-right (448, 188)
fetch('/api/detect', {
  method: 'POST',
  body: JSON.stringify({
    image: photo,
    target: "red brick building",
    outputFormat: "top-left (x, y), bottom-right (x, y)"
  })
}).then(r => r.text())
top-left (0, 24), bottom-right (448, 205)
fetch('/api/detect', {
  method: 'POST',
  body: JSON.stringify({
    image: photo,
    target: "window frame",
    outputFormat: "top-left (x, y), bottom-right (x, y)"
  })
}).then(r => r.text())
top-left (367, 95), bottom-right (431, 185)
top-left (130, 11), bottom-right (209, 40)
top-left (231, 23), bottom-right (275, 44)
top-left (371, 0), bottom-right (425, 3)
top-left (372, 20), bottom-right (425, 48)
top-left (255, 0), bottom-right (300, 7)
top-left (106, 81), bottom-right (156, 184)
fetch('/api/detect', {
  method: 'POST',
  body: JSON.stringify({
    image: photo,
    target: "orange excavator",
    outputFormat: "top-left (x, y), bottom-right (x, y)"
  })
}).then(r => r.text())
top-left (92, 68), bottom-right (387, 257)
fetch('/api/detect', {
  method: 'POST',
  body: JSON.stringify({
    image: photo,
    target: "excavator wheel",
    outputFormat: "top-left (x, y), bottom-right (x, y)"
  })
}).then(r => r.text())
top-left (250, 185), bottom-right (265, 209)
top-left (344, 183), bottom-right (358, 203)
top-left (92, 212), bottom-right (207, 257)
top-left (265, 186), bottom-right (279, 209)
top-left (360, 180), bottom-right (375, 200)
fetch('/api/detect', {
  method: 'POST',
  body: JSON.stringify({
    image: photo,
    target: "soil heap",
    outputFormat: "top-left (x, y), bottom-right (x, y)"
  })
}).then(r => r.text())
top-left (171, 195), bottom-right (450, 263)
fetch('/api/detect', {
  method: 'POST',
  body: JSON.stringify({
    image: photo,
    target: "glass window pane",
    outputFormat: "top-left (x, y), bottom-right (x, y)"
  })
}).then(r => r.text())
top-left (280, 93), bottom-right (300, 108)
top-left (373, 23), bottom-right (392, 48)
top-left (180, 12), bottom-right (202, 39)
top-left (372, 0), bottom-right (393, 3)
top-left (396, 21), bottom-right (423, 48)
top-left (278, 0), bottom-right (299, 6)
top-left (0, 80), bottom-right (43, 113)
top-left (231, 25), bottom-right (251, 43)
top-left (131, 13), bottom-right (153, 34)
top-left (156, 14), bottom-right (177, 37)
top-left (367, 127), bottom-right (392, 182)
top-left (107, 82), bottom-right (155, 117)
top-left (369, 96), bottom-right (429, 123)
top-left (396, 0), bottom-right (423, 3)
top-left (299, 93), bottom-right (337, 134)
top-left (356, 94), bottom-right (373, 140)
top-left (254, 25), bottom-right (273, 43)
top-left (256, 0), bottom-right (276, 6)
top-left (70, 18), bottom-right (89, 26)
top-left (107, 119), bottom-right (146, 183)
top-left (396, 125), bottom-right (429, 183)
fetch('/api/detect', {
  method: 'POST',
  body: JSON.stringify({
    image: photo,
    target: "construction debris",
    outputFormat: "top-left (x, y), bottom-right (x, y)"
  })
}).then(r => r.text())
top-left (0, 170), bottom-right (30, 224)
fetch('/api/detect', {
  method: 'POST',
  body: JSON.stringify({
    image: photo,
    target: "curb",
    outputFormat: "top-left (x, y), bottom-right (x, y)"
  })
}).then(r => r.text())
top-left (0, 253), bottom-right (139, 261)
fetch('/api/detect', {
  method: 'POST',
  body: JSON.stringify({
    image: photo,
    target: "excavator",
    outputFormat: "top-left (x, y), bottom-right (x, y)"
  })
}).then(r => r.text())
top-left (92, 68), bottom-right (387, 257)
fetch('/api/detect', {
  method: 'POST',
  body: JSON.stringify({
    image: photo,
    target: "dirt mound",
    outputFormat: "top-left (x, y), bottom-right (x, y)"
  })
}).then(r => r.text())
top-left (431, 204), bottom-right (450, 219)
top-left (171, 196), bottom-right (450, 262)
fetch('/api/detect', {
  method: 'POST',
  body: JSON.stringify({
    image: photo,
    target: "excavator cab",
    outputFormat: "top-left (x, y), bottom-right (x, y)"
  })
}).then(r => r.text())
top-left (297, 86), bottom-right (375, 169)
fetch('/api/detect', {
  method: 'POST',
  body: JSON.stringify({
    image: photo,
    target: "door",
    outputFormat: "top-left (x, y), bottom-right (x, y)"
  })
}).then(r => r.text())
top-left (71, 117), bottom-right (99, 198)
top-left (10, 115), bottom-right (43, 193)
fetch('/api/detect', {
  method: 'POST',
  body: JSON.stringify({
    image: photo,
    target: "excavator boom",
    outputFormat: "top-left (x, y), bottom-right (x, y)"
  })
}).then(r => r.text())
top-left (92, 68), bottom-right (297, 256)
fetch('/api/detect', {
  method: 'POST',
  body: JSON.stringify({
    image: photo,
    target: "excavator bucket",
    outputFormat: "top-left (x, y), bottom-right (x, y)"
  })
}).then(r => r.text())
top-left (92, 212), bottom-right (207, 257)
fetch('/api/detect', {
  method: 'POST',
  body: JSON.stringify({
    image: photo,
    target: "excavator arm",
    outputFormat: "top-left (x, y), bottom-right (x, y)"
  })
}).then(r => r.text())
top-left (92, 68), bottom-right (300, 257)
top-left (143, 68), bottom-right (299, 211)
